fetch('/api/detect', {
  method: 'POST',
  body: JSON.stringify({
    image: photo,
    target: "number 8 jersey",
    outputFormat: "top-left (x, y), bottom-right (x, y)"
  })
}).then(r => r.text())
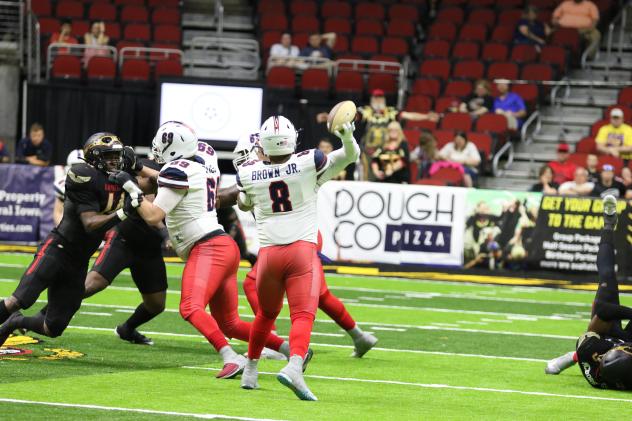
top-left (154, 142), bottom-right (223, 260)
top-left (237, 149), bottom-right (329, 247)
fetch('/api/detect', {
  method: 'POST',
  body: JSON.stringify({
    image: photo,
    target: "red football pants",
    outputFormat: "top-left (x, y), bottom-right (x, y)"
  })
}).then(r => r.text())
top-left (244, 259), bottom-right (356, 332)
top-left (247, 241), bottom-right (321, 359)
top-left (179, 235), bottom-right (283, 352)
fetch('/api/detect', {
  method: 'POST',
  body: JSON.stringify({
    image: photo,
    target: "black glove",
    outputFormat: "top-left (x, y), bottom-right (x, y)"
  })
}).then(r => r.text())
top-left (121, 146), bottom-right (143, 173)
top-left (123, 191), bottom-right (143, 215)
top-left (109, 170), bottom-right (135, 187)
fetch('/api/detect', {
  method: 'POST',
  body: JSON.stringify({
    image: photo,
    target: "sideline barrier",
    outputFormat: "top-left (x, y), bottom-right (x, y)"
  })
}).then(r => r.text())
top-left (0, 164), bottom-right (55, 243)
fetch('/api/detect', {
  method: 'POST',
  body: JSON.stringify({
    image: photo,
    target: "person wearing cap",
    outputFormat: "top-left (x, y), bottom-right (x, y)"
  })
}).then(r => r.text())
top-left (493, 80), bottom-right (527, 130)
top-left (559, 167), bottom-right (595, 196)
top-left (548, 142), bottom-right (577, 185)
top-left (595, 108), bottom-right (632, 164)
top-left (591, 164), bottom-right (626, 198)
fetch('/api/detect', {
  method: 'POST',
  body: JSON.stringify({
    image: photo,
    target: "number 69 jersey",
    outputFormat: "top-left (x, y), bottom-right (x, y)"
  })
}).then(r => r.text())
top-left (155, 142), bottom-right (223, 260)
top-left (237, 149), bottom-right (328, 247)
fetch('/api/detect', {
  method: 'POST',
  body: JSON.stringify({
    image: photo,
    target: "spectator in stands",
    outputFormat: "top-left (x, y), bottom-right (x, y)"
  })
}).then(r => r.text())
top-left (591, 164), bottom-right (626, 198)
top-left (83, 21), bottom-right (110, 66)
top-left (548, 142), bottom-right (577, 184)
top-left (559, 167), bottom-right (595, 196)
top-left (595, 108), bottom-right (632, 164)
top-left (620, 167), bottom-right (632, 198)
top-left (552, 0), bottom-right (601, 51)
top-left (411, 129), bottom-right (438, 179)
top-left (269, 33), bottom-right (300, 66)
top-left (318, 138), bottom-right (346, 180)
top-left (300, 33), bottom-right (337, 59)
top-left (586, 153), bottom-right (600, 182)
top-left (371, 121), bottom-right (410, 184)
top-left (50, 20), bottom-right (78, 47)
top-left (514, 6), bottom-right (552, 52)
top-left (437, 131), bottom-right (481, 188)
top-left (0, 139), bottom-right (9, 163)
top-left (493, 80), bottom-right (527, 130)
top-left (530, 165), bottom-right (559, 194)
top-left (15, 123), bottom-right (52, 167)
top-left (459, 80), bottom-right (494, 118)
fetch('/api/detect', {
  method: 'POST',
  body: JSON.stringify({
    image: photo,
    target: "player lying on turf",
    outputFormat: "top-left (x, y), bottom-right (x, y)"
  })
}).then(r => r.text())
top-left (232, 134), bottom-right (377, 358)
top-left (111, 121), bottom-right (298, 379)
top-left (0, 133), bottom-right (142, 346)
top-left (45, 151), bottom-right (169, 345)
top-left (545, 195), bottom-right (632, 390)
top-left (237, 115), bottom-right (360, 401)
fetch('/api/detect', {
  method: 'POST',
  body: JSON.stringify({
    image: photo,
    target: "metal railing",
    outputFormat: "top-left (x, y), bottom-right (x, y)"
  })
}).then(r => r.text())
top-left (266, 56), bottom-right (333, 74)
top-left (187, 36), bottom-right (260, 79)
top-left (46, 43), bottom-right (116, 79)
top-left (118, 46), bottom-right (183, 68)
top-left (0, 1), bottom-right (24, 63)
top-left (214, 0), bottom-right (224, 37)
top-left (605, 6), bottom-right (628, 77)
top-left (25, 10), bottom-right (40, 81)
top-left (492, 141), bottom-right (514, 178)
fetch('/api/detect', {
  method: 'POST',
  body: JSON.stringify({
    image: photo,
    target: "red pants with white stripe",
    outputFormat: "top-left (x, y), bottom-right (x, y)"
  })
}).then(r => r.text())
top-left (247, 241), bottom-right (323, 360)
top-left (179, 235), bottom-right (284, 352)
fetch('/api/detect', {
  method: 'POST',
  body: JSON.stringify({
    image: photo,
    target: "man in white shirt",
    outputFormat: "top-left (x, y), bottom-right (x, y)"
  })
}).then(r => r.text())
top-left (269, 33), bottom-right (299, 66)
top-left (559, 167), bottom-right (595, 196)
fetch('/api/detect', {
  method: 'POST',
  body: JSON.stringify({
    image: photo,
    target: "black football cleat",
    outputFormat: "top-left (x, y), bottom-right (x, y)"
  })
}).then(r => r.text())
top-left (0, 311), bottom-right (23, 347)
top-left (115, 324), bottom-right (154, 345)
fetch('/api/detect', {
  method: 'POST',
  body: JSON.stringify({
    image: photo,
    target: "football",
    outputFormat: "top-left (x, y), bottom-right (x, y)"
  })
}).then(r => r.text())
top-left (327, 100), bottom-right (357, 133)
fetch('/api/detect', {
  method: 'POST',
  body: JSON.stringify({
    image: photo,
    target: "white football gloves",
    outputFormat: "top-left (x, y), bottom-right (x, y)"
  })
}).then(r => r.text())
top-left (334, 122), bottom-right (356, 143)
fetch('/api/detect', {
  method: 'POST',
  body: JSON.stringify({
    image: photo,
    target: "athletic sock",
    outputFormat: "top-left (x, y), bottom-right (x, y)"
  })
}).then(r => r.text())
top-left (219, 345), bottom-right (239, 364)
top-left (0, 300), bottom-right (9, 324)
top-left (279, 341), bottom-right (290, 358)
top-left (289, 316), bottom-right (314, 358)
top-left (11, 313), bottom-right (46, 336)
top-left (186, 310), bottom-right (229, 352)
top-left (288, 355), bottom-right (304, 371)
top-left (248, 313), bottom-right (276, 360)
top-left (347, 325), bottom-right (364, 341)
top-left (124, 303), bottom-right (158, 331)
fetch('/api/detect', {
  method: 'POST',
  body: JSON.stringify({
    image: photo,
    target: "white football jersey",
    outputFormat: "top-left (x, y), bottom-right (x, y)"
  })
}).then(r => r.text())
top-left (238, 149), bottom-right (329, 247)
top-left (155, 142), bottom-right (223, 259)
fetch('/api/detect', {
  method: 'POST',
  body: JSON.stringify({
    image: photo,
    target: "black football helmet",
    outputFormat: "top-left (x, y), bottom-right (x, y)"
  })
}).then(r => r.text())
top-left (600, 345), bottom-right (632, 388)
top-left (83, 132), bottom-right (124, 173)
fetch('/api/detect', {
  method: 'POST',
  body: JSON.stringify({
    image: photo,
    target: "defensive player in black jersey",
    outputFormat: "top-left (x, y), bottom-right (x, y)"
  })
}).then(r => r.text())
top-left (0, 133), bottom-right (141, 346)
top-left (545, 195), bottom-right (632, 390)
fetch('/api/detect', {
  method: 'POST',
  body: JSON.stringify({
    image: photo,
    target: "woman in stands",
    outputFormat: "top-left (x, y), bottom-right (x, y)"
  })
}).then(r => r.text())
top-left (437, 131), bottom-right (481, 188)
top-left (530, 165), bottom-right (559, 194)
top-left (83, 21), bottom-right (110, 67)
top-left (370, 121), bottom-right (410, 184)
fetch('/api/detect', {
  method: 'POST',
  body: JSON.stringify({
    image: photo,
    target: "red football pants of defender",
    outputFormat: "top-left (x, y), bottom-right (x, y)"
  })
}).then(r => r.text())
top-left (243, 261), bottom-right (356, 332)
top-left (247, 241), bottom-right (321, 360)
top-left (179, 235), bottom-right (284, 352)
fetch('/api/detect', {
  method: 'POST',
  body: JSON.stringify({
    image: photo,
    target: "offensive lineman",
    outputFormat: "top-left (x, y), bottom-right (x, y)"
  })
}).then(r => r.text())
top-left (237, 116), bottom-right (359, 401)
top-left (120, 121), bottom-right (298, 379)
top-left (232, 133), bottom-right (378, 358)
top-left (0, 133), bottom-right (141, 345)
top-left (545, 195), bottom-right (632, 389)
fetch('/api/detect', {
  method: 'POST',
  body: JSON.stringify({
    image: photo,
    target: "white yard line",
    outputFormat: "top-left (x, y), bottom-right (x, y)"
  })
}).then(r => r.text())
top-left (0, 398), bottom-right (285, 421)
top-left (78, 312), bottom-right (111, 317)
top-left (182, 367), bottom-right (632, 404)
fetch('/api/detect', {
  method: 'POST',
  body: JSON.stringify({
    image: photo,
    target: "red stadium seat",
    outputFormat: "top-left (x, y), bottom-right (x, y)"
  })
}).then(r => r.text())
top-left (452, 42), bottom-right (480, 60)
top-left (121, 5), bottom-right (148, 23)
top-left (419, 59), bottom-right (451, 81)
top-left (510, 44), bottom-right (538, 64)
top-left (441, 113), bottom-right (472, 132)
top-left (301, 68), bottom-right (330, 95)
top-left (324, 18), bottom-right (351, 35)
top-left (487, 62), bottom-right (519, 80)
top-left (459, 24), bottom-right (487, 43)
top-left (121, 59), bottom-right (150, 82)
top-left (117, 40), bottom-right (144, 57)
top-left (540, 45), bottom-right (567, 74)
top-left (332, 34), bottom-right (349, 53)
top-left (292, 32), bottom-right (310, 50)
top-left (152, 8), bottom-right (181, 25)
top-left (356, 20), bottom-right (384, 37)
top-left (431, 167), bottom-right (464, 186)
top-left (124, 24), bottom-right (150, 42)
top-left (291, 15), bottom-right (319, 34)
top-left (444, 80), bottom-right (472, 97)
top-left (436, 7), bottom-right (464, 24)
top-left (468, 0), bottom-right (494, 7)
top-left (51, 55), bottom-right (81, 80)
top-left (321, 0), bottom-right (351, 18)
top-left (440, 0), bottom-right (467, 6)
top-left (355, 3), bottom-right (385, 21)
top-left (428, 22), bottom-right (457, 42)
top-left (89, 3), bottom-right (117, 22)
top-left (38, 17), bottom-right (60, 36)
top-left (498, 9), bottom-right (523, 26)
top-left (389, 4), bottom-right (418, 22)
top-left (476, 114), bottom-right (509, 136)
top-left (575, 137), bottom-right (597, 154)
top-left (416, 178), bottom-right (448, 186)
top-left (403, 129), bottom-right (421, 149)
top-left (435, 97), bottom-right (460, 113)
top-left (266, 66), bottom-right (295, 90)
top-left (551, 28), bottom-right (580, 55)
top-left (104, 22), bottom-right (121, 40)
top-left (351, 36), bottom-right (378, 55)
top-left (148, 0), bottom-right (179, 6)
top-left (381, 37), bottom-right (408, 56)
top-left (467, 132), bottom-right (492, 161)
top-left (452, 60), bottom-right (484, 81)
top-left (468, 9), bottom-right (496, 28)
top-left (257, 0), bottom-right (284, 14)
top-left (334, 71), bottom-right (364, 99)
top-left (154, 25), bottom-right (181, 44)
top-left (155, 60), bottom-right (183, 79)
top-left (591, 119), bottom-right (609, 137)
top-left (567, 152), bottom-right (589, 168)
top-left (387, 20), bottom-right (415, 38)
top-left (491, 25), bottom-right (515, 44)
top-left (423, 40), bottom-right (451, 59)
top-left (412, 78), bottom-right (441, 98)
top-left (406, 119), bottom-right (437, 130)
top-left (260, 14), bottom-right (288, 32)
top-left (512, 83), bottom-right (538, 110)
top-left (368, 74), bottom-right (398, 96)
top-left (86, 56), bottom-right (116, 81)
top-left (499, 0), bottom-right (525, 9)
top-left (115, 0), bottom-right (145, 5)
top-left (405, 95), bottom-right (433, 113)
top-left (482, 43), bottom-right (509, 62)
top-left (433, 129), bottom-right (454, 149)
top-left (31, 0), bottom-right (52, 16)
top-left (56, 1), bottom-right (83, 19)
top-left (70, 20), bottom-right (89, 38)
top-left (261, 31), bottom-right (281, 51)
top-left (530, 0), bottom-right (557, 8)
top-left (520, 63), bottom-right (554, 82)
top-left (619, 87), bottom-right (632, 107)
top-left (290, 0), bottom-right (317, 16)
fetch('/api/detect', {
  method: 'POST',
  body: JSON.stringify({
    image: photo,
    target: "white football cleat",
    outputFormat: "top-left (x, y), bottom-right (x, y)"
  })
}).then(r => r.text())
top-left (240, 359), bottom-right (259, 390)
top-left (545, 352), bottom-right (576, 375)
top-left (277, 358), bottom-right (318, 401)
top-left (352, 333), bottom-right (378, 358)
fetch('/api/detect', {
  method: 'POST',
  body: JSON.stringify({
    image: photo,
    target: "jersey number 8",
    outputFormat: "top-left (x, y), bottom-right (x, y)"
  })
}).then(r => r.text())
top-left (269, 180), bottom-right (292, 213)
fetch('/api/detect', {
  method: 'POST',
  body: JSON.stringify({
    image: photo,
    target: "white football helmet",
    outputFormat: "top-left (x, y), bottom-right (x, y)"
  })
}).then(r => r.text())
top-left (152, 121), bottom-right (198, 164)
top-left (233, 131), bottom-right (260, 171)
top-left (66, 149), bottom-right (84, 167)
top-left (259, 115), bottom-right (297, 157)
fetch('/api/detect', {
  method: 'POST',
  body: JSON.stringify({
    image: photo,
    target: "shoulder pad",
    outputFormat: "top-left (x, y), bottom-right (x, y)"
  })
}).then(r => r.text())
top-left (158, 164), bottom-right (189, 189)
top-left (66, 163), bottom-right (98, 188)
